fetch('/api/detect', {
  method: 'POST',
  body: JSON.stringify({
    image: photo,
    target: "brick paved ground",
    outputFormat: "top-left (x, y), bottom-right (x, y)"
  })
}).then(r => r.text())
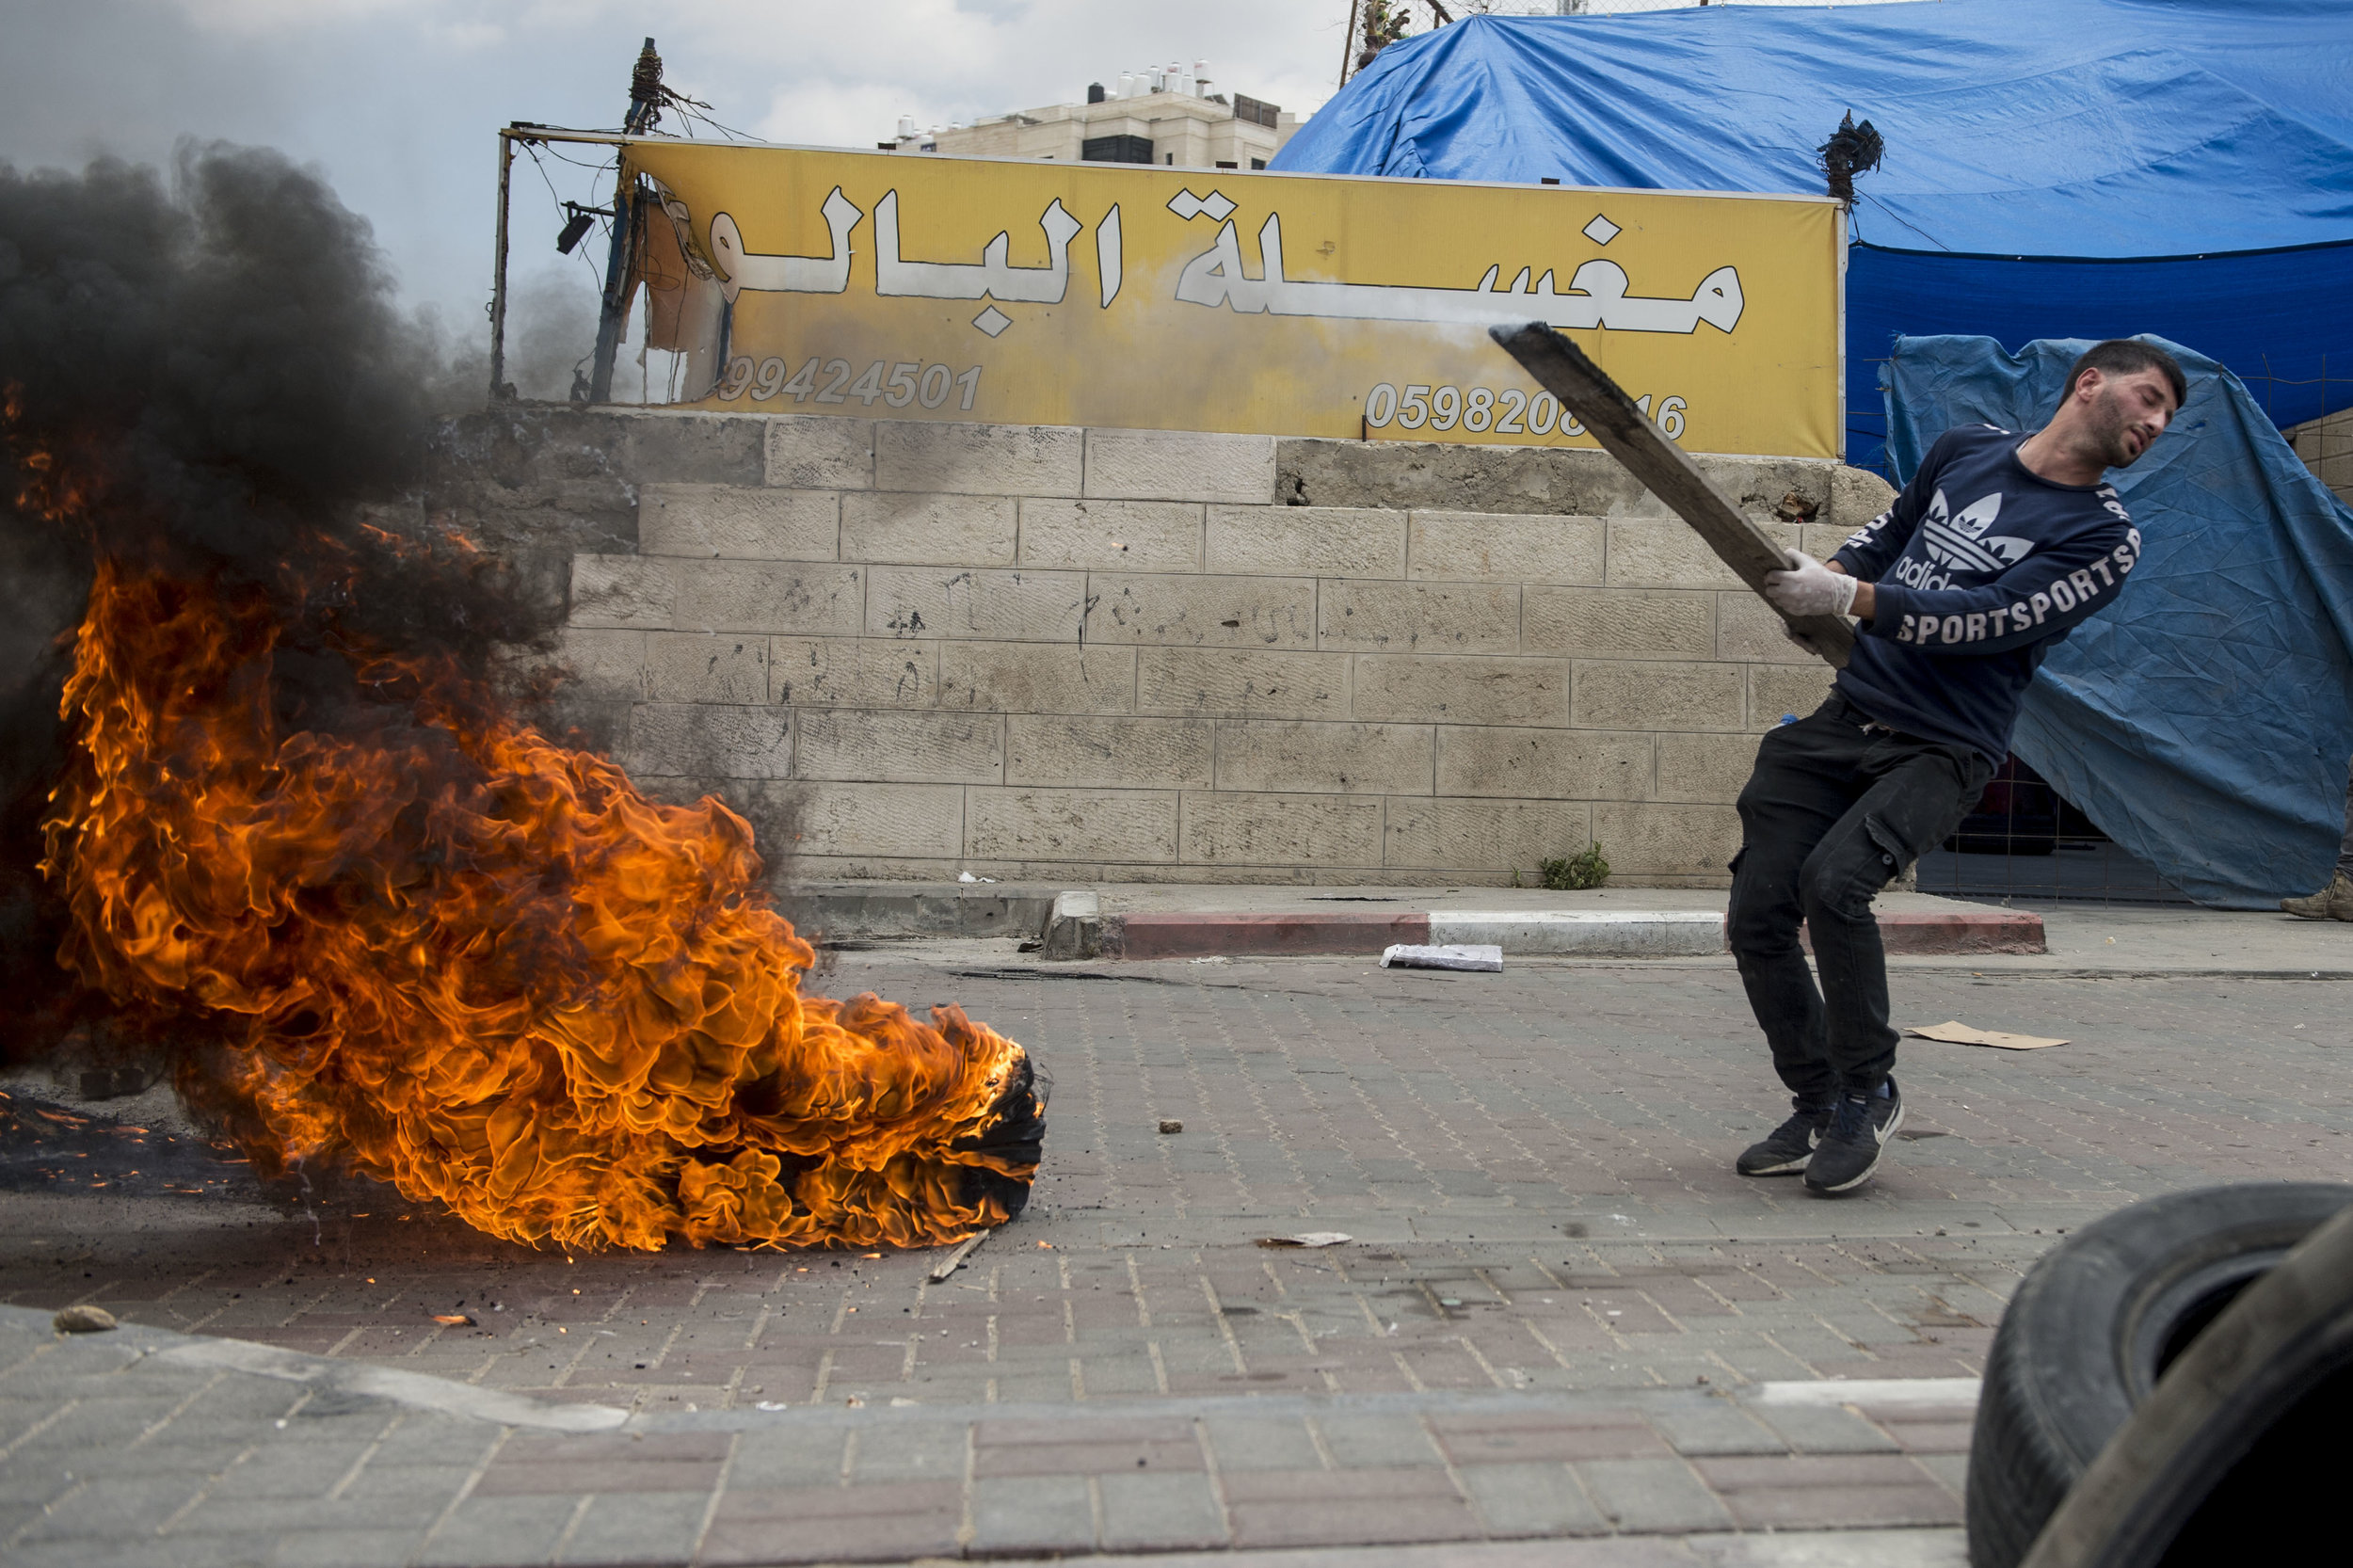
top-left (0, 950), bottom-right (2344, 1564)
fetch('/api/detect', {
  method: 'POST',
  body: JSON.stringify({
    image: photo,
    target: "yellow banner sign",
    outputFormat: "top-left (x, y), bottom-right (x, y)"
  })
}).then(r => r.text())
top-left (624, 141), bottom-right (1845, 459)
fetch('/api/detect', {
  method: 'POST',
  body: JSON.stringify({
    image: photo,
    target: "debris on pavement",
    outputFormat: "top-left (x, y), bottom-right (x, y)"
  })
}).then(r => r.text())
top-left (52, 1305), bottom-right (117, 1334)
top-left (432, 1313), bottom-right (477, 1326)
top-left (1257, 1232), bottom-right (1353, 1248)
top-left (1159, 1119), bottom-right (1184, 1133)
top-left (1380, 943), bottom-right (1503, 971)
top-left (927, 1228), bottom-right (991, 1283)
top-left (1907, 1020), bottom-right (2070, 1050)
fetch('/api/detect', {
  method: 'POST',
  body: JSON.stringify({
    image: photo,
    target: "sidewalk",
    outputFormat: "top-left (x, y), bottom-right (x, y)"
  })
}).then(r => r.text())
top-left (1, 919), bottom-right (2342, 1565)
top-left (0, 1303), bottom-right (1972, 1567)
top-left (1047, 887), bottom-right (2041, 961)
top-left (1066, 885), bottom-right (2352, 974)
top-left (790, 877), bottom-right (2352, 975)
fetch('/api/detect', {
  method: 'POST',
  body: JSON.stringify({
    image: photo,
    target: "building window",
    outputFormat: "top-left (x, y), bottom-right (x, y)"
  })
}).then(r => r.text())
top-left (1081, 135), bottom-right (1154, 164)
top-left (1250, 158), bottom-right (1267, 170)
top-left (1164, 152), bottom-right (1174, 165)
top-left (1215, 160), bottom-right (1238, 169)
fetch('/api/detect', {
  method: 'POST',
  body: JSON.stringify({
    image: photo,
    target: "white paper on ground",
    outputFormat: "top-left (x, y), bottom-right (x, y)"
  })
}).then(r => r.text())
top-left (1257, 1232), bottom-right (1353, 1248)
top-left (1905, 1020), bottom-right (2069, 1050)
top-left (1380, 943), bottom-right (1503, 971)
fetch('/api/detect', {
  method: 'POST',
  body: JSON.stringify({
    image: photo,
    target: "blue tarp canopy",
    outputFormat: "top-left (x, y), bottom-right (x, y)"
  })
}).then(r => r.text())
top-left (1272, 0), bottom-right (2353, 461)
top-left (1882, 335), bottom-right (2353, 909)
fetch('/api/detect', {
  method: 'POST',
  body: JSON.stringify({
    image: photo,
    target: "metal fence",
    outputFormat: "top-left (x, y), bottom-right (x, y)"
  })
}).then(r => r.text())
top-left (1913, 757), bottom-right (2197, 907)
top-left (2242, 357), bottom-right (2347, 451)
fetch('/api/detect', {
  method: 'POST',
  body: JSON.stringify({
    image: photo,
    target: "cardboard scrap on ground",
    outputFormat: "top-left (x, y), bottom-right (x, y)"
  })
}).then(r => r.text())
top-left (1381, 943), bottom-right (1503, 972)
top-left (1907, 1020), bottom-right (2070, 1051)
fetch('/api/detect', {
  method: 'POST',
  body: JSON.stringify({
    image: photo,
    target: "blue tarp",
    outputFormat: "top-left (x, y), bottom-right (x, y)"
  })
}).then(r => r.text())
top-left (1270, 0), bottom-right (2353, 458)
top-left (1882, 335), bottom-right (2353, 909)
top-left (1848, 242), bottom-right (2353, 466)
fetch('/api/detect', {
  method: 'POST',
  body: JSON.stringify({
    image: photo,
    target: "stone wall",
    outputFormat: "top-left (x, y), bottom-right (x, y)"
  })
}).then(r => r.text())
top-left (441, 407), bottom-right (1896, 888)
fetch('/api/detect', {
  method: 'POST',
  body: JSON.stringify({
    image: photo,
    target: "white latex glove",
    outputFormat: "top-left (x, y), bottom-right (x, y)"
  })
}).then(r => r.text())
top-left (1764, 552), bottom-right (1858, 618)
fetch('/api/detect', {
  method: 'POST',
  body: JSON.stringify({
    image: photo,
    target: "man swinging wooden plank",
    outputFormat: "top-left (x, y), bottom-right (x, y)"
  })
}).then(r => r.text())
top-left (1493, 325), bottom-right (2182, 1194)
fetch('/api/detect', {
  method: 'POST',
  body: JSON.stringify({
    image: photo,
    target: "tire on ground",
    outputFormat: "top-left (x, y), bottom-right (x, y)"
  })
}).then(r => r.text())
top-left (1965, 1181), bottom-right (2353, 1567)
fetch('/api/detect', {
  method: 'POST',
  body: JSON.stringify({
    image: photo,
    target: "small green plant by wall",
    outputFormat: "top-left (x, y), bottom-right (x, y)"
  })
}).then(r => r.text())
top-left (1539, 844), bottom-right (1609, 891)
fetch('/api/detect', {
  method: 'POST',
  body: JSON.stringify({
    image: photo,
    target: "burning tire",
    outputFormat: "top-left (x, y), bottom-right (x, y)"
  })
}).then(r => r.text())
top-left (2, 148), bottom-right (1049, 1256)
top-left (34, 547), bottom-right (1052, 1256)
top-left (1965, 1182), bottom-right (2353, 1567)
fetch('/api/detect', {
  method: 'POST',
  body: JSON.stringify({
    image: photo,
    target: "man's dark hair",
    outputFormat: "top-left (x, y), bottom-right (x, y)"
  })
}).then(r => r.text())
top-left (2062, 339), bottom-right (2187, 411)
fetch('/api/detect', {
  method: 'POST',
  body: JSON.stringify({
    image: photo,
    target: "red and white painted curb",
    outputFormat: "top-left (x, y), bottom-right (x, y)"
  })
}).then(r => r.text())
top-left (1042, 894), bottom-right (2044, 961)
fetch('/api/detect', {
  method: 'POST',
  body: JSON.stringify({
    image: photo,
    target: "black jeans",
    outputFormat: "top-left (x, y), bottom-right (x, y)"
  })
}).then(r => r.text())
top-left (1727, 694), bottom-right (1993, 1105)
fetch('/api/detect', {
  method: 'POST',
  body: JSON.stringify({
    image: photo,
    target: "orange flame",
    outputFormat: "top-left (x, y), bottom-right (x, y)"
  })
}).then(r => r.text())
top-left (38, 560), bottom-right (1042, 1251)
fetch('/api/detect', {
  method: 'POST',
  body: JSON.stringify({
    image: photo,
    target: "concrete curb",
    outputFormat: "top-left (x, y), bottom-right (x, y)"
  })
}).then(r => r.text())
top-left (1118, 910), bottom-right (1429, 958)
top-left (1434, 909), bottom-right (1726, 957)
top-left (1869, 909), bottom-right (2048, 955)
top-left (776, 883), bottom-right (2045, 960)
top-left (776, 882), bottom-right (1059, 942)
top-left (1048, 903), bottom-right (2044, 960)
top-left (0, 1307), bottom-right (629, 1434)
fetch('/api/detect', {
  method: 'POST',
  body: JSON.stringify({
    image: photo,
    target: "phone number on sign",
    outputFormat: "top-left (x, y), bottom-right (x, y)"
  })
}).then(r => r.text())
top-left (717, 356), bottom-right (982, 410)
top-left (1364, 382), bottom-right (1688, 440)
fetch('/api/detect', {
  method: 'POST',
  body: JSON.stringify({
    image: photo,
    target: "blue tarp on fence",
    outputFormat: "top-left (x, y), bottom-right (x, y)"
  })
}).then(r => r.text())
top-left (1882, 335), bottom-right (2353, 909)
top-left (1270, 0), bottom-right (2353, 460)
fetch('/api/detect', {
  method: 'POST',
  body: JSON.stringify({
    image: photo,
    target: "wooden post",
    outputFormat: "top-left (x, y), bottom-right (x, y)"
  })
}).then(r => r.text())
top-left (488, 129), bottom-right (515, 402)
top-left (1487, 321), bottom-right (1856, 668)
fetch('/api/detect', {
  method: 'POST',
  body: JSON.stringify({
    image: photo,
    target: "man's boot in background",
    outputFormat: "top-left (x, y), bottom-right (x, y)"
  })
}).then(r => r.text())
top-left (2281, 871), bottom-right (2353, 920)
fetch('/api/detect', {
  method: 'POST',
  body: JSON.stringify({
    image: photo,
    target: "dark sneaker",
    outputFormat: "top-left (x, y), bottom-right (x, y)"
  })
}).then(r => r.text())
top-left (1737, 1104), bottom-right (1833, 1176)
top-left (1804, 1080), bottom-right (1906, 1194)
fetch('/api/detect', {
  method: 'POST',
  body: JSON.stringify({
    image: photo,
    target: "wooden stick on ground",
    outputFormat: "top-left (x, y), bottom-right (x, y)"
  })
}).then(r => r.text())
top-left (928, 1229), bottom-right (991, 1283)
top-left (1487, 321), bottom-right (1856, 669)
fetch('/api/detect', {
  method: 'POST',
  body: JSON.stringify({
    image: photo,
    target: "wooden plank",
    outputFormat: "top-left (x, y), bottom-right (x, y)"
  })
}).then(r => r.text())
top-left (928, 1228), bottom-right (990, 1282)
top-left (1487, 321), bottom-right (1855, 669)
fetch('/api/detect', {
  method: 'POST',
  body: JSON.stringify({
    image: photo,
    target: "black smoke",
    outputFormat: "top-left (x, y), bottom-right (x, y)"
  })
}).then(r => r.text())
top-left (0, 145), bottom-right (434, 568)
top-left (0, 142), bottom-right (558, 1059)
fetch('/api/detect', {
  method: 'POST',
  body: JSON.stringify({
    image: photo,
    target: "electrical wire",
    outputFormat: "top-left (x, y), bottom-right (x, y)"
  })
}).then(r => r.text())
top-left (504, 73), bottom-right (763, 404)
top-left (538, 143), bottom-right (621, 172)
top-left (520, 141), bottom-right (611, 295)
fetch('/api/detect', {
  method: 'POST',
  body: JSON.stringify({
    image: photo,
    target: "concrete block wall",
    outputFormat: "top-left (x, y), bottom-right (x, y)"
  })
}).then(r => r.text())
top-left (534, 409), bottom-right (1895, 888)
top-left (2288, 408), bottom-right (2353, 509)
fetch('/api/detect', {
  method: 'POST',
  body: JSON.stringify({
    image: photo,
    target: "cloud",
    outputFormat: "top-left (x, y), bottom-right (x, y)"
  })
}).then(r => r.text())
top-left (4, 1), bottom-right (1353, 337)
top-left (171, 0), bottom-right (408, 30)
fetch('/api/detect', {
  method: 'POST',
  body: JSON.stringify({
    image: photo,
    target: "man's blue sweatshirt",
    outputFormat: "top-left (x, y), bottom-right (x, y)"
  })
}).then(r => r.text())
top-left (1829, 424), bottom-right (2141, 764)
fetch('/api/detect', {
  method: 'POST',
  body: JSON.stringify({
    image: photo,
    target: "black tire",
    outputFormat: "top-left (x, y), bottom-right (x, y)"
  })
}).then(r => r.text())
top-left (1965, 1182), bottom-right (2353, 1568)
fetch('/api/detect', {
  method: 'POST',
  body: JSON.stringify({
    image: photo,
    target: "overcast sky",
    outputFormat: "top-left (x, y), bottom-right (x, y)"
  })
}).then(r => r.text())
top-left (0, 0), bottom-right (1894, 391)
top-left (0, 0), bottom-right (1367, 350)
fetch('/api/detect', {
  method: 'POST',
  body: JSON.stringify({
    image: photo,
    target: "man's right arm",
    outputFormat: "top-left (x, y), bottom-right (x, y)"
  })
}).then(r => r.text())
top-left (1828, 431), bottom-right (1960, 584)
